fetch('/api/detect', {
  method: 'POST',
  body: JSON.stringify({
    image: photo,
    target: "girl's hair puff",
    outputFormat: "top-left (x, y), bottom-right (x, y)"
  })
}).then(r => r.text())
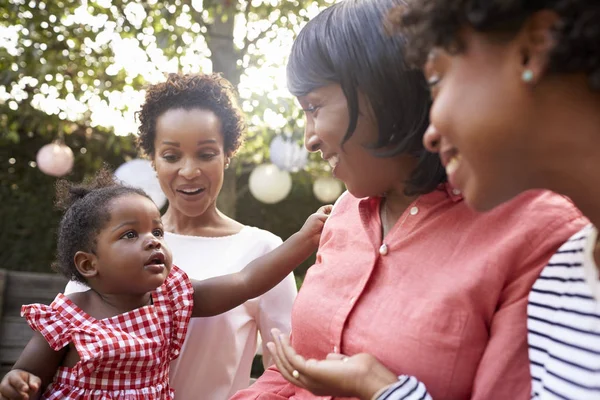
top-left (53, 167), bottom-right (151, 285)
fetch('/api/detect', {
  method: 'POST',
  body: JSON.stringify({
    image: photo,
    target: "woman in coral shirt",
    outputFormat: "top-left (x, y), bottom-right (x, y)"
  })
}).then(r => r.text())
top-left (231, 0), bottom-right (587, 399)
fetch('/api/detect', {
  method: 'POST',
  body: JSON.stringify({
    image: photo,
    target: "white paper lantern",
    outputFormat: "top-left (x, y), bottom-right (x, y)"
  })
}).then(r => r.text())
top-left (36, 142), bottom-right (75, 177)
top-left (115, 159), bottom-right (167, 209)
top-left (313, 176), bottom-right (343, 203)
top-left (249, 164), bottom-right (292, 204)
top-left (269, 136), bottom-right (308, 172)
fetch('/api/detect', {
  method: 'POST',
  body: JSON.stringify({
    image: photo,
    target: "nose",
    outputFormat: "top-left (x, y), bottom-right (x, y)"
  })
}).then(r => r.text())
top-left (178, 158), bottom-right (201, 180)
top-left (304, 118), bottom-right (321, 153)
top-left (423, 124), bottom-right (441, 153)
top-left (144, 235), bottom-right (161, 250)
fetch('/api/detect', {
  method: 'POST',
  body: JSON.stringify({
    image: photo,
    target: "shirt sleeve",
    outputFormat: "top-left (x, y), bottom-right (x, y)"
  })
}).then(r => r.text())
top-left (466, 214), bottom-right (585, 399)
top-left (375, 376), bottom-right (432, 400)
top-left (256, 235), bottom-right (298, 368)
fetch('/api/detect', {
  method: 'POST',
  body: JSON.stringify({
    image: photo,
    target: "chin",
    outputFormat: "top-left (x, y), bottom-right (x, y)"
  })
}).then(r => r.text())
top-left (177, 204), bottom-right (211, 218)
top-left (343, 182), bottom-right (379, 200)
top-left (463, 184), bottom-right (515, 213)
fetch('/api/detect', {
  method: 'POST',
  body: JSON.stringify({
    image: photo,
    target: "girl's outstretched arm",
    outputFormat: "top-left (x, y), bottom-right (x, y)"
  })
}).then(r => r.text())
top-left (191, 205), bottom-right (332, 318)
top-left (0, 332), bottom-right (66, 400)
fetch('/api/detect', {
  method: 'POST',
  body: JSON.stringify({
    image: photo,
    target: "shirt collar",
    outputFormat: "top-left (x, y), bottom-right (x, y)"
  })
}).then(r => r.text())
top-left (357, 182), bottom-right (463, 220)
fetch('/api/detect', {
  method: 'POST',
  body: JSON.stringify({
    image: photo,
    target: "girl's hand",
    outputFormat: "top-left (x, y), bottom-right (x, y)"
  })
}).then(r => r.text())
top-left (0, 369), bottom-right (41, 400)
top-left (267, 329), bottom-right (398, 400)
top-left (299, 205), bottom-right (333, 246)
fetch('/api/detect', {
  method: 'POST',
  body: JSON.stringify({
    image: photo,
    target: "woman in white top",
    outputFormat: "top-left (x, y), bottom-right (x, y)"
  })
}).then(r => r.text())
top-left (65, 73), bottom-right (297, 399)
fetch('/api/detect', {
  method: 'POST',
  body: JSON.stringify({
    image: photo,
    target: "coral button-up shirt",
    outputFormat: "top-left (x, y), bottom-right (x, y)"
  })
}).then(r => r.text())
top-left (232, 185), bottom-right (586, 400)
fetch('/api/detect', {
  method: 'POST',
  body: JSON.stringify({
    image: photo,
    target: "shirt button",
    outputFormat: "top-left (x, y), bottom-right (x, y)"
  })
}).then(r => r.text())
top-left (410, 206), bottom-right (419, 215)
top-left (333, 346), bottom-right (339, 353)
top-left (350, 296), bottom-right (356, 303)
top-left (379, 244), bottom-right (389, 256)
top-left (452, 188), bottom-right (461, 195)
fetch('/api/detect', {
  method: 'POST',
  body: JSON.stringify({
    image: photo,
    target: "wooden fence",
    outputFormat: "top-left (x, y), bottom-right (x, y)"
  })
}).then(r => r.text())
top-left (0, 269), bottom-right (67, 377)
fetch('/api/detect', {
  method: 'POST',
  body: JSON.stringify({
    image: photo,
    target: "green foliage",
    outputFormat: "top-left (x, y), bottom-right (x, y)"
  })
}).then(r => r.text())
top-left (0, 108), bottom-right (138, 272)
top-left (0, 0), bottom-right (338, 274)
top-left (0, 123), bottom-right (326, 277)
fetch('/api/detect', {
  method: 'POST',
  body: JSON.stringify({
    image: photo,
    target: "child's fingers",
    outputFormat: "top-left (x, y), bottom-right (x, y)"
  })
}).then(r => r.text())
top-left (1, 373), bottom-right (28, 399)
top-left (8, 372), bottom-right (29, 393)
top-left (26, 374), bottom-right (40, 393)
top-left (0, 383), bottom-right (25, 400)
top-left (316, 205), bottom-right (333, 215)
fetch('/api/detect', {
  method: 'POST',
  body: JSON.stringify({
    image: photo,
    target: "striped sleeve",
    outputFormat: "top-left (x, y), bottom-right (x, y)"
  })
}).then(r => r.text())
top-left (374, 376), bottom-right (432, 400)
top-left (528, 225), bottom-right (600, 399)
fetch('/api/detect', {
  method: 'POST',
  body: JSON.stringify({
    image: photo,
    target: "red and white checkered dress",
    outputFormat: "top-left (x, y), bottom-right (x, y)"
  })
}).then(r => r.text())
top-left (21, 265), bottom-right (193, 400)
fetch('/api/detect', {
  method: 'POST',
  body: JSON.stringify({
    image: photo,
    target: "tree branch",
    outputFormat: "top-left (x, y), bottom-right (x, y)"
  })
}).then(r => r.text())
top-left (241, 26), bottom-right (273, 58)
top-left (241, 0), bottom-right (276, 57)
top-left (242, 0), bottom-right (252, 51)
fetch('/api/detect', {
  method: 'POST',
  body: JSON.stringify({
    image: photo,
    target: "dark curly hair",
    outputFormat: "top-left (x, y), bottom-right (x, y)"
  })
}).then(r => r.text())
top-left (54, 168), bottom-right (151, 285)
top-left (395, 0), bottom-right (600, 90)
top-left (137, 73), bottom-right (246, 157)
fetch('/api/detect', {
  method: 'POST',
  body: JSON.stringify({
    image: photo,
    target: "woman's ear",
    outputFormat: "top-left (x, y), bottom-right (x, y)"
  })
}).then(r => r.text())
top-left (519, 10), bottom-right (560, 84)
top-left (74, 251), bottom-right (99, 279)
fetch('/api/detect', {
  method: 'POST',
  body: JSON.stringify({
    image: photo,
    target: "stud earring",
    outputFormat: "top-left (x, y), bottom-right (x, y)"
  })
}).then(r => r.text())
top-left (522, 69), bottom-right (534, 83)
top-left (224, 163), bottom-right (230, 170)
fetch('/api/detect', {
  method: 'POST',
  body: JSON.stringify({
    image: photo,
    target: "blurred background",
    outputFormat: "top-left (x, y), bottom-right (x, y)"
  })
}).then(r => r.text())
top-left (0, 0), bottom-right (346, 284)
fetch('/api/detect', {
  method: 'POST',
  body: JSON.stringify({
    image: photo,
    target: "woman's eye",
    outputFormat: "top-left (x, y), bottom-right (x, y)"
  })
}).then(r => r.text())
top-left (162, 154), bottom-right (179, 162)
top-left (121, 231), bottom-right (137, 239)
top-left (427, 74), bottom-right (441, 89)
top-left (152, 229), bottom-right (164, 237)
top-left (200, 153), bottom-right (217, 160)
top-left (302, 103), bottom-right (319, 114)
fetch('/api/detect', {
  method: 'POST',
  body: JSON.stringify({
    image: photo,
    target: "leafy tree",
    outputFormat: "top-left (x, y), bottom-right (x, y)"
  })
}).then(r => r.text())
top-left (0, 0), bottom-right (333, 217)
top-left (0, 0), bottom-right (338, 273)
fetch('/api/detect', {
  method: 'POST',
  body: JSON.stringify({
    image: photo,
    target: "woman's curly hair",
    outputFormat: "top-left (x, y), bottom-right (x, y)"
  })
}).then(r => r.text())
top-left (395, 0), bottom-right (600, 90)
top-left (137, 73), bottom-right (246, 157)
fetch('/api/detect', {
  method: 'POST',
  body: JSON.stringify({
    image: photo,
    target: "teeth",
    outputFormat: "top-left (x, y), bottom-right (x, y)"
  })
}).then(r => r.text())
top-left (180, 188), bottom-right (202, 194)
top-left (446, 154), bottom-right (462, 176)
top-left (328, 155), bottom-right (339, 169)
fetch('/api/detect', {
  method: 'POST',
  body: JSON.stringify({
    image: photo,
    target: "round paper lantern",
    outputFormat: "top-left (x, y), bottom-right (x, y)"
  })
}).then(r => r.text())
top-left (269, 136), bottom-right (308, 172)
top-left (249, 164), bottom-right (292, 204)
top-left (115, 159), bottom-right (167, 209)
top-left (36, 142), bottom-right (75, 177)
top-left (313, 176), bottom-right (343, 203)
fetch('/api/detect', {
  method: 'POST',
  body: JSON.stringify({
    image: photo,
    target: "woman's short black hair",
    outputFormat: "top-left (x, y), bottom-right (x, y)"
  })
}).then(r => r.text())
top-left (397, 0), bottom-right (600, 90)
top-left (287, 0), bottom-right (445, 196)
top-left (137, 73), bottom-right (246, 158)
top-left (54, 168), bottom-right (151, 285)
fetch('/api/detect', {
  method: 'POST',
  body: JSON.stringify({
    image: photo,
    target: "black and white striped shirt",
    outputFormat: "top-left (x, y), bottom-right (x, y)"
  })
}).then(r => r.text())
top-left (377, 225), bottom-right (600, 400)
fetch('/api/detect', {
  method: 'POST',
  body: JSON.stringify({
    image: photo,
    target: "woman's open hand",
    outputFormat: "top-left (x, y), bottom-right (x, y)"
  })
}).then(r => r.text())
top-left (267, 328), bottom-right (398, 400)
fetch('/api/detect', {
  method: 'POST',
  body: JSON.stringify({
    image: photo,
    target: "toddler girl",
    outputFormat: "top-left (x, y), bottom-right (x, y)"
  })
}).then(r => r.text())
top-left (0, 169), bottom-right (329, 400)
